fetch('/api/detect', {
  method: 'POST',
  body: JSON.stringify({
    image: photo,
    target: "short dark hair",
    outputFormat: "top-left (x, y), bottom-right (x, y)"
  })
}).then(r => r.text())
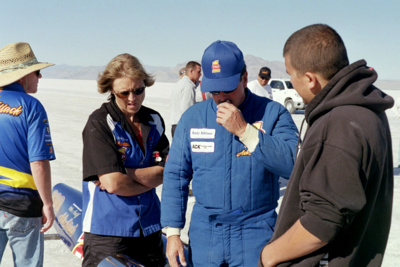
top-left (185, 61), bottom-right (201, 72)
top-left (283, 24), bottom-right (349, 80)
top-left (240, 64), bottom-right (247, 79)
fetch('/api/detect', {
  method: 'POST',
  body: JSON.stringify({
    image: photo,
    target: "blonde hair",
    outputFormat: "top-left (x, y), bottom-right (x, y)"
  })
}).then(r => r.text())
top-left (179, 67), bottom-right (186, 78)
top-left (98, 53), bottom-right (155, 99)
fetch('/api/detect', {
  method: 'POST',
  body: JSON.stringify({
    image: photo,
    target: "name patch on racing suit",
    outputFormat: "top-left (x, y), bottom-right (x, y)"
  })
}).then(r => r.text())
top-left (191, 141), bottom-right (215, 153)
top-left (190, 128), bottom-right (216, 139)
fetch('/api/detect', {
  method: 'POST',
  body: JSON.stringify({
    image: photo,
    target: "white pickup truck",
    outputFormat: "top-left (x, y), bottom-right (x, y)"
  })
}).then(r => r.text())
top-left (268, 78), bottom-right (306, 114)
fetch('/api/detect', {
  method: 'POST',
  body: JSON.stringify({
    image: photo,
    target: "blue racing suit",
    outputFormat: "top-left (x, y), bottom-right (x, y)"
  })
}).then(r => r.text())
top-left (161, 90), bottom-right (299, 266)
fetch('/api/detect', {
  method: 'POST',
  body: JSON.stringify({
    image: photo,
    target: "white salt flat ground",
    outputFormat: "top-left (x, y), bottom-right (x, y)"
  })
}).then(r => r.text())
top-left (1, 79), bottom-right (399, 266)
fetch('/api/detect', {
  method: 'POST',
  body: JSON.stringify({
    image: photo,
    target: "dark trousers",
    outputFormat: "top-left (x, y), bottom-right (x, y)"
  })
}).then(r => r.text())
top-left (82, 230), bottom-right (165, 267)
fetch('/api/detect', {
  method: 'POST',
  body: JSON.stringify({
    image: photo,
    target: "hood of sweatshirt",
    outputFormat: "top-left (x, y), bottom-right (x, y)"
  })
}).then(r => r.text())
top-left (305, 60), bottom-right (394, 126)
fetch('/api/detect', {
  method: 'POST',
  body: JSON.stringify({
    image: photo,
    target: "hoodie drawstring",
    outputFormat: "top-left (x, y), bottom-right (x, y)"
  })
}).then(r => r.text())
top-left (295, 118), bottom-right (307, 159)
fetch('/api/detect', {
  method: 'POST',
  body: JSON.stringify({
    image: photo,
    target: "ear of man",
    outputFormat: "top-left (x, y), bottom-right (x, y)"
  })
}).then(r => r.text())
top-left (306, 71), bottom-right (326, 96)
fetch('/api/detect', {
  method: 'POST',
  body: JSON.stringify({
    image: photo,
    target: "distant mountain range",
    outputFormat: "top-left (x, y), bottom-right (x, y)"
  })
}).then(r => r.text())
top-left (41, 55), bottom-right (289, 83)
top-left (41, 55), bottom-right (399, 90)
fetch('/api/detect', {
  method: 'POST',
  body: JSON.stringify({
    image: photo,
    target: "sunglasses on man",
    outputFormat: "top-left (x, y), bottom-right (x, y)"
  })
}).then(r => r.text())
top-left (115, 87), bottom-right (146, 98)
top-left (210, 88), bottom-right (236, 95)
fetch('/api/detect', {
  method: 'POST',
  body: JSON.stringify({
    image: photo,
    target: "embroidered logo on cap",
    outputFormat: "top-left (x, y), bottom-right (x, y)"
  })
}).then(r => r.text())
top-left (212, 60), bottom-right (221, 73)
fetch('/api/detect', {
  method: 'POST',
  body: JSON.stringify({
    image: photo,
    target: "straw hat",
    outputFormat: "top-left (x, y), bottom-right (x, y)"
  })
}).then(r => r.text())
top-left (0, 42), bottom-right (54, 87)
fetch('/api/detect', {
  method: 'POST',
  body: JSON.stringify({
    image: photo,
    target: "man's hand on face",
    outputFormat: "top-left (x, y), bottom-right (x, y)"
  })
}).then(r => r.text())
top-left (216, 100), bottom-right (247, 138)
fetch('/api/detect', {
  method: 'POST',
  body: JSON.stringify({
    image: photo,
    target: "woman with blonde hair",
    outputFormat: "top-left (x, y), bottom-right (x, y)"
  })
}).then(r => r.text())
top-left (81, 53), bottom-right (169, 267)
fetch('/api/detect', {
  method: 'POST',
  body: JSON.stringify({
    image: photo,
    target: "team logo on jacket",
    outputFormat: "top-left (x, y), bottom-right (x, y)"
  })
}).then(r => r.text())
top-left (0, 101), bottom-right (23, 116)
top-left (118, 147), bottom-right (127, 161)
top-left (153, 151), bottom-right (162, 163)
top-left (116, 140), bottom-right (130, 161)
top-left (212, 60), bottom-right (221, 73)
top-left (191, 141), bottom-right (214, 153)
top-left (117, 140), bottom-right (131, 147)
top-left (236, 149), bottom-right (251, 157)
top-left (252, 121), bottom-right (266, 133)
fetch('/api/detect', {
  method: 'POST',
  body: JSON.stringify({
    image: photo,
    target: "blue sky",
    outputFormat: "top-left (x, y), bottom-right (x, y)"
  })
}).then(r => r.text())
top-left (1, 0), bottom-right (399, 80)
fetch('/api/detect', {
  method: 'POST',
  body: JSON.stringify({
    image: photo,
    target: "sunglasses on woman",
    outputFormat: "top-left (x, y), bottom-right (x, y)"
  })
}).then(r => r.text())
top-left (114, 87), bottom-right (146, 98)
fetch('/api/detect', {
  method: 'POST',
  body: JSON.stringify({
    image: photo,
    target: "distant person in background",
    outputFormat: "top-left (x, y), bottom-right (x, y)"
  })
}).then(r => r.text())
top-left (178, 67), bottom-right (186, 79)
top-left (170, 61), bottom-right (202, 137)
top-left (0, 42), bottom-right (56, 266)
top-left (81, 53), bottom-right (169, 267)
top-left (195, 80), bottom-right (212, 103)
top-left (248, 67), bottom-right (273, 99)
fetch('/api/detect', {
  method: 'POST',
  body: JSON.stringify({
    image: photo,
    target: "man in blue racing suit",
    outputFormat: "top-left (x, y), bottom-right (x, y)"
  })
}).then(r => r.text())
top-left (161, 40), bottom-right (299, 266)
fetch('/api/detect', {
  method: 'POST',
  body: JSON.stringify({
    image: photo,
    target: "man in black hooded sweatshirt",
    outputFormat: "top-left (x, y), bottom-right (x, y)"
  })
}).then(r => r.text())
top-left (260, 24), bottom-right (394, 267)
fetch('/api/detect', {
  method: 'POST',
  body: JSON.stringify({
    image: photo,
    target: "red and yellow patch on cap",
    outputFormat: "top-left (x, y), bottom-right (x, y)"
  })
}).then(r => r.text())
top-left (212, 60), bottom-right (221, 73)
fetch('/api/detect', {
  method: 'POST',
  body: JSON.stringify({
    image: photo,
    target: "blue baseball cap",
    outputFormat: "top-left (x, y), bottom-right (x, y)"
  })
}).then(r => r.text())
top-left (201, 40), bottom-right (245, 93)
